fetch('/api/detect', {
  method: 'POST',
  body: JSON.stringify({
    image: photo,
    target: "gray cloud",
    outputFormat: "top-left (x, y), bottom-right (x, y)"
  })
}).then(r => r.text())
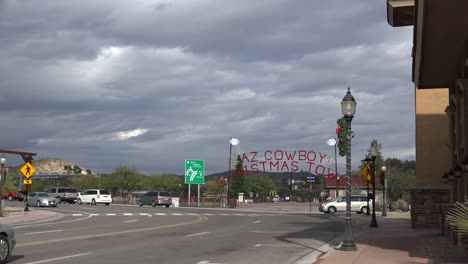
top-left (0, 0), bottom-right (415, 175)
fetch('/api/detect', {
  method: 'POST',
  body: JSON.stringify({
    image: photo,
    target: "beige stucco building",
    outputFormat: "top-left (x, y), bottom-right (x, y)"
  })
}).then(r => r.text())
top-left (388, 0), bottom-right (468, 227)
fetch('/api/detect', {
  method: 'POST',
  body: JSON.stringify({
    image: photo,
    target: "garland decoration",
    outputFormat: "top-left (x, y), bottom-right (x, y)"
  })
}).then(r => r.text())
top-left (337, 118), bottom-right (348, 157)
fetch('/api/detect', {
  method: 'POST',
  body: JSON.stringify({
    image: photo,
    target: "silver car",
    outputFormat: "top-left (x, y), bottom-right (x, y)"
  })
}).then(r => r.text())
top-left (138, 191), bottom-right (172, 207)
top-left (28, 192), bottom-right (57, 207)
top-left (0, 223), bottom-right (15, 264)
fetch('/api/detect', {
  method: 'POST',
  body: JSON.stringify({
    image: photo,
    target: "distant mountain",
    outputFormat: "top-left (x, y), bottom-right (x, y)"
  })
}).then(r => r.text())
top-left (22, 158), bottom-right (92, 175)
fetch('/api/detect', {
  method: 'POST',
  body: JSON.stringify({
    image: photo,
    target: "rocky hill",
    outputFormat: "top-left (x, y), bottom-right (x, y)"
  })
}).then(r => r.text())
top-left (27, 158), bottom-right (92, 175)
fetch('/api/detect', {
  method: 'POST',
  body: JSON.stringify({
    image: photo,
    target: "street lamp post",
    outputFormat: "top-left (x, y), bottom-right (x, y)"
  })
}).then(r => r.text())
top-left (226, 138), bottom-right (239, 208)
top-left (0, 156), bottom-right (7, 217)
top-left (369, 145), bottom-right (378, 228)
top-left (339, 87), bottom-right (357, 251)
top-left (380, 166), bottom-right (387, 217)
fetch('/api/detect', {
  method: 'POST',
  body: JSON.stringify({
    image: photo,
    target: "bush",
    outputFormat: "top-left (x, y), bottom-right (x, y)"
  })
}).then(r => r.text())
top-left (389, 199), bottom-right (409, 212)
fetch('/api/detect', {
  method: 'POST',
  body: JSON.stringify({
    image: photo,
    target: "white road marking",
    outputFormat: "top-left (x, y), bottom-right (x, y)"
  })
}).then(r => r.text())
top-left (139, 213), bottom-right (151, 216)
top-left (72, 214), bottom-right (82, 216)
top-left (25, 253), bottom-right (92, 264)
top-left (249, 230), bottom-right (288, 234)
top-left (171, 213), bottom-right (183, 215)
top-left (197, 261), bottom-right (228, 264)
top-left (106, 213), bottom-right (116, 216)
top-left (123, 220), bottom-right (139, 223)
top-left (187, 213), bottom-right (198, 215)
top-left (248, 214), bottom-right (260, 216)
top-left (25, 230), bottom-right (63, 235)
top-left (155, 213), bottom-right (166, 215)
top-left (203, 213), bottom-right (213, 215)
top-left (89, 213), bottom-right (99, 216)
top-left (186, 231), bottom-right (210, 237)
top-left (253, 220), bottom-right (261, 224)
top-left (14, 213), bottom-right (93, 229)
top-left (254, 244), bottom-right (303, 248)
top-left (219, 214), bottom-right (230, 216)
top-left (123, 213), bottom-right (133, 216)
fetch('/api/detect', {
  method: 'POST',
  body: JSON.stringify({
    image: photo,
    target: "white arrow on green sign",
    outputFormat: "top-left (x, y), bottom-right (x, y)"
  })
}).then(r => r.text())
top-left (185, 159), bottom-right (205, 184)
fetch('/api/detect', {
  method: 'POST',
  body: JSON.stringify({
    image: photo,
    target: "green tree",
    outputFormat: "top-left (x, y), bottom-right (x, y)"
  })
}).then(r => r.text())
top-left (386, 166), bottom-right (415, 202)
top-left (64, 165), bottom-right (73, 174)
top-left (111, 165), bottom-right (142, 196)
top-left (361, 139), bottom-right (384, 173)
top-left (73, 166), bottom-right (82, 174)
top-left (146, 174), bottom-right (182, 195)
top-left (75, 174), bottom-right (99, 191)
top-left (229, 155), bottom-right (247, 198)
top-left (245, 173), bottom-right (276, 201)
top-left (206, 181), bottom-right (223, 195)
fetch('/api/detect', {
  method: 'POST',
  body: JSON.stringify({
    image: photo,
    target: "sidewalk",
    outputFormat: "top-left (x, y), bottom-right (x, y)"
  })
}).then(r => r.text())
top-left (0, 206), bottom-right (62, 225)
top-left (314, 213), bottom-right (468, 264)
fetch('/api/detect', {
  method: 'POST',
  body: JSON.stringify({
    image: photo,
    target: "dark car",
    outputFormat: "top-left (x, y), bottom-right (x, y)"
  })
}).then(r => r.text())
top-left (138, 191), bottom-right (172, 208)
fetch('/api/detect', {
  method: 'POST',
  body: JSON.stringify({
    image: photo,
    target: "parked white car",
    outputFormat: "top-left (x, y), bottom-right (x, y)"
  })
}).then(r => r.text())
top-left (77, 189), bottom-right (112, 205)
top-left (319, 195), bottom-right (372, 214)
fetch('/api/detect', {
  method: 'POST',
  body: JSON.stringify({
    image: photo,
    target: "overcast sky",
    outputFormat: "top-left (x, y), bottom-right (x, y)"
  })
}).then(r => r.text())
top-left (0, 0), bottom-right (414, 175)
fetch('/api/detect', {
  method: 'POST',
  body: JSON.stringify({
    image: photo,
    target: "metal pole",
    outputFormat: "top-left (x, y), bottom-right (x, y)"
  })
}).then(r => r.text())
top-left (335, 142), bottom-right (339, 198)
top-left (370, 156), bottom-right (378, 227)
top-left (0, 164), bottom-right (4, 217)
top-left (226, 140), bottom-right (232, 208)
top-left (341, 117), bottom-right (356, 250)
top-left (382, 173), bottom-right (387, 217)
top-left (197, 184), bottom-right (200, 207)
top-left (366, 180), bottom-right (370, 215)
top-left (188, 184), bottom-right (191, 207)
top-left (24, 184), bottom-right (30, 212)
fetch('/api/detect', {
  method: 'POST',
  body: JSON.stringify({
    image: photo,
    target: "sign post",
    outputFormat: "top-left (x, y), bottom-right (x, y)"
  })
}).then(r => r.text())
top-left (185, 160), bottom-right (205, 207)
top-left (20, 162), bottom-right (36, 212)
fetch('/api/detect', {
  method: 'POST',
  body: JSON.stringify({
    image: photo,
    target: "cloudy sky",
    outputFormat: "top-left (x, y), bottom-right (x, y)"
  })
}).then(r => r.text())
top-left (0, 0), bottom-right (414, 175)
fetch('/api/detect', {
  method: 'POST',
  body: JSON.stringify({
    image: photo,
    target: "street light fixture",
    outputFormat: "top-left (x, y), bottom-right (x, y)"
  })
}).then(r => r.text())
top-left (339, 87), bottom-right (357, 251)
top-left (380, 166), bottom-right (387, 217)
top-left (326, 138), bottom-right (339, 198)
top-left (226, 138), bottom-right (239, 208)
top-left (369, 145), bottom-right (378, 228)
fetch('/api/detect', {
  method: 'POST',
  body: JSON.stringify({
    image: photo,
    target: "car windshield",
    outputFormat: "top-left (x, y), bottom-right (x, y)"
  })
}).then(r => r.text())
top-left (37, 193), bottom-right (51, 197)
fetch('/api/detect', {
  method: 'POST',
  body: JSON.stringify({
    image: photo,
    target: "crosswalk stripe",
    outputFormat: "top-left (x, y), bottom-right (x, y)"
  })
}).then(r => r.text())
top-left (155, 213), bottom-right (166, 215)
top-left (139, 213), bottom-right (151, 216)
top-left (219, 214), bottom-right (230, 216)
top-left (123, 213), bottom-right (133, 216)
top-left (171, 213), bottom-right (183, 215)
top-left (72, 214), bottom-right (82, 216)
top-left (203, 213), bottom-right (213, 215)
top-left (107, 213), bottom-right (116, 216)
top-left (90, 213), bottom-right (99, 216)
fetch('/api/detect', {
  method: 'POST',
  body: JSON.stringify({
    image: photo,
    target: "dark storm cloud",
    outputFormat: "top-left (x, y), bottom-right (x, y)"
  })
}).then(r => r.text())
top-left (0, 0), bottom-right (415, 174)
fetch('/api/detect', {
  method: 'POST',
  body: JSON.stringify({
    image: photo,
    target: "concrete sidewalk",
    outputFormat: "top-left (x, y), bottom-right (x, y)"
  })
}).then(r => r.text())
top-left (313, 213), bottom-right (468, 264)
top-left (0, 206), bottom-right (62, 225)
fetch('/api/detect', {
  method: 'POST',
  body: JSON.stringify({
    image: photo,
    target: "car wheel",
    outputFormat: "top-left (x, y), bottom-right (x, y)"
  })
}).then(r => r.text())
top-left (165, 205), bottom-right (170, 208)
top-left (53, 205), bottom-right (57, 207)
top-left (91, 199), bottom-right (96, 205)
top-left (327, 206), bottom-right (336, 214)
top-left (151, 201), bottom-right (156, 207)
top-left (77, 198), bottom-right (82, 205)
top-left (105, 203), bottom-right (109, 206)
top-left (361, 206), bottom-right (368, 215)
top-left (139, 201), bottom-right (143, 207)
top-left (37, 201), bottom-right (41, 207)
top-left (7, 195), bottom-right (13, 201)
top-left (0, 234), bottom-right (10, 264)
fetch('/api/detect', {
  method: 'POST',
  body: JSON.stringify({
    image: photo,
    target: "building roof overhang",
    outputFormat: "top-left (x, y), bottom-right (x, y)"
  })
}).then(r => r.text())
top-left (387, 0), bottom-right (415, 27)
top-left (413, 0), bottom-right (468, 88)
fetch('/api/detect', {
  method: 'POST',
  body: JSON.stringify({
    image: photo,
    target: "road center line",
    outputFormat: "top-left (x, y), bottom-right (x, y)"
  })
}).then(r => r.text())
top-left (123, 220), bottom-right (139, 223)
top-left (249, 230), bottom-right (288, 234)
top-left (186, 231), bottom-right (210, 237)
top-left (25, 230), bottom-right (63, 235)
top-left (25, 252), bottom-right (92, 264)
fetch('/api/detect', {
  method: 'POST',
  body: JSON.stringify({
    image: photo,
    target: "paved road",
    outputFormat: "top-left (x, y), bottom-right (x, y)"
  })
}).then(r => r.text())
top-left (5, 202), bottom-right (347, 264)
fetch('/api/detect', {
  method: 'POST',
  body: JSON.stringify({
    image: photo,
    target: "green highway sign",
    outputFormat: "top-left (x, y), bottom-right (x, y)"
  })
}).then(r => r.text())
top-left (185, 159), bottom-right (205, 184)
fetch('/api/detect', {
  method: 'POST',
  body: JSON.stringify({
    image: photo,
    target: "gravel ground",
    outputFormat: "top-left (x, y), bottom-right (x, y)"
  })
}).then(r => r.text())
top-left (425, 234), bottom-right (468, 258)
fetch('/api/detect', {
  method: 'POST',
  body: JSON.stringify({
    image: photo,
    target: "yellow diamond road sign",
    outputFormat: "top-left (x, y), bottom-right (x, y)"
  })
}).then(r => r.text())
top-left (20, 162), bottom-right (35, 179)
top-left (23, 179), bottom-right (32, 185)
top-left (360, 164), bottom-right (371, 181)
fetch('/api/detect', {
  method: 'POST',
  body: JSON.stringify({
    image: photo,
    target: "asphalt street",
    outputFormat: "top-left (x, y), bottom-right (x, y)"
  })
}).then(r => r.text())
top-left (5, 202), bottom-right (346, 264)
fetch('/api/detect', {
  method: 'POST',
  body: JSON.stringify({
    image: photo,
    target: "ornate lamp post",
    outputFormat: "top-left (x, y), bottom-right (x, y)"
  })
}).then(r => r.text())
top-left (339, 87), bottom-right (357, 250)
top-left (380, 166), bottom-right (387, 217)
top-left (369, 145), bottom-right (378, 228)
top-left (226, 138), bottom-right (239, 207)
top-left (0, 156), bottom-right (6, 217)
